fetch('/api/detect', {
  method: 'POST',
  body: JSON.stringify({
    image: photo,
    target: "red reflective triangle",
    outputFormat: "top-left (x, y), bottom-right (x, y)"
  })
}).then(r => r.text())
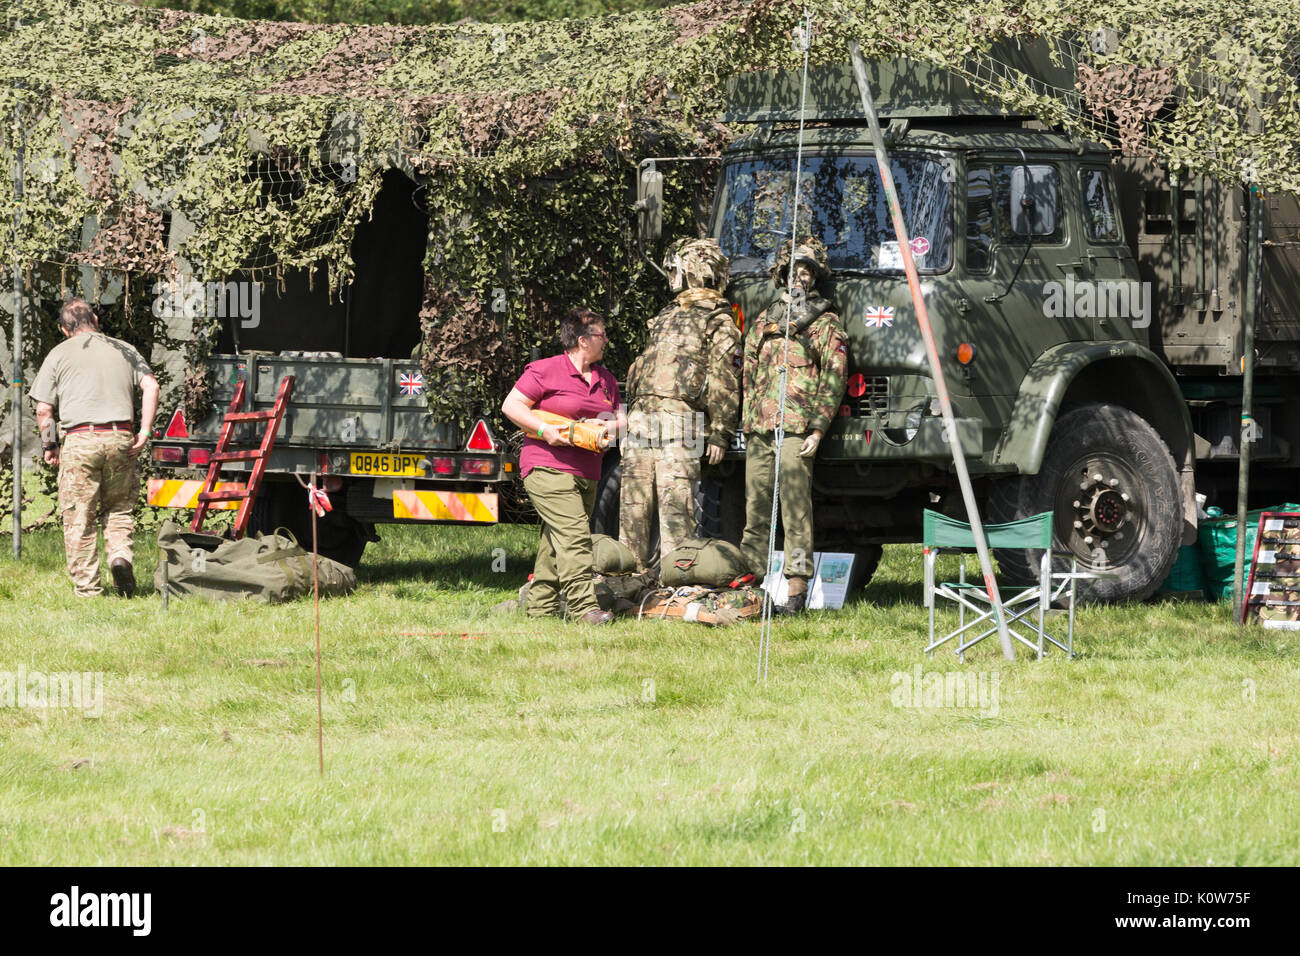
top-left (466, 419), bottom-right (495, 451)
top-left (164, 408), bottom-right (189, 438)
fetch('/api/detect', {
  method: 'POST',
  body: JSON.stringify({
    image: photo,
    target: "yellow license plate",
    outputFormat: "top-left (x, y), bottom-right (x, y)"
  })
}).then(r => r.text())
top-left (349, 452), bottom-right (424, 477)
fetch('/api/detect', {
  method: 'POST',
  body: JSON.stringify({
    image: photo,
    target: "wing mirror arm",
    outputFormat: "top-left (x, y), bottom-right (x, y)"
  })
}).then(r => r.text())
top-left (985, 148), bottom-right (1035, 304)
top-left (632, 155), bottom-right (722, 279)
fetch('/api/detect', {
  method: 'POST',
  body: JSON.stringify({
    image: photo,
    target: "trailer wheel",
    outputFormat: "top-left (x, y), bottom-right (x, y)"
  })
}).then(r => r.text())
top-left (590, 450), bottom-right (622, 538)
top-left (988, 402), bottom-right (1181, 603)
top-left (248, 482), bottom-right (368, 570)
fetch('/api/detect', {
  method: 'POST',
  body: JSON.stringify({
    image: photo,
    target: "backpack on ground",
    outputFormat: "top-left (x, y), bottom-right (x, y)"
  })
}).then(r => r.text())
top-left (591, 533), bottom-right (638, 575)
top-left (659, 537), bottom-right (749, 587)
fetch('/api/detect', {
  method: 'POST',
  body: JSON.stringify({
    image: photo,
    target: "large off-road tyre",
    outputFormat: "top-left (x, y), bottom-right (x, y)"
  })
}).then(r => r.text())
top-left (987, 402), bottom-right (1181, 604)
top-left (589, 450), bottom-right (622, 538)
top-left (499, 429), bottom-right (538, 524)
top-left (696, 470), bottom-right (746, 545)
top-left (248, 481), bottom-right (369, 570)
top-left (847, 544), bottom-right (884, 593)
top-left (596, 452), bottom-right (749, 565)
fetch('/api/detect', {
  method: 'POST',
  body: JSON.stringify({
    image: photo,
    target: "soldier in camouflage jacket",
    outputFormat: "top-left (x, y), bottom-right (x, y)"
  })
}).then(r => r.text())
top-left (739, 237), bottom-right (848, 612)
top-left (620, 238), bottom-right (741, 572)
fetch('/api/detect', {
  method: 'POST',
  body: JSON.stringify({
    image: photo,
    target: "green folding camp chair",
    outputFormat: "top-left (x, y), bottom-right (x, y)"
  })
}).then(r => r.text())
top-left (922, 510), bottom-right (1082, 660)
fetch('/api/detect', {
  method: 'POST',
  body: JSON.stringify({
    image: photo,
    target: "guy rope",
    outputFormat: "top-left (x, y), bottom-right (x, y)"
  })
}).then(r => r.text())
top-left (757, 7), bottom-right (815, 682)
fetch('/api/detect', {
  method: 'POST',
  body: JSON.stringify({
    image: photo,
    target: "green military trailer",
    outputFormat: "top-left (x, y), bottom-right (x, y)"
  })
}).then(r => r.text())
top-left (149, 350), bottom-right (505, 568)
top-left (630, 49), bottom-right (1300, 603)
top-left (146, 169), bottom-right (507, 568)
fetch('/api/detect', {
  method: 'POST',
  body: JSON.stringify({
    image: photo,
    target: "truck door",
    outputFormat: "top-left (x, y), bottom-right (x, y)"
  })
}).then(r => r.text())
top-left (963, 160), bottom-right (1077, 384)
top-left (1077, 166), bottom-right (1143, 341)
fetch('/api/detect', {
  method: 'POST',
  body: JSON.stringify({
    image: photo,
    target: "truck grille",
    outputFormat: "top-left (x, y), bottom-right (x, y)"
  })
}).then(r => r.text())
top-left (849, 376), bottom-right (890, 416)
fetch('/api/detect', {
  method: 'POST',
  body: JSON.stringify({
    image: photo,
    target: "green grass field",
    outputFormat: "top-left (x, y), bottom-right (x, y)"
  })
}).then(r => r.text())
top-left (1, 520), bottom-right (1296, 865)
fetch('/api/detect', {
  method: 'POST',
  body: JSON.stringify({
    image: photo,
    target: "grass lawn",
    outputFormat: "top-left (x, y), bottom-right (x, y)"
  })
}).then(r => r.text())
top-left (0, 519), bottom-right (1296, 865)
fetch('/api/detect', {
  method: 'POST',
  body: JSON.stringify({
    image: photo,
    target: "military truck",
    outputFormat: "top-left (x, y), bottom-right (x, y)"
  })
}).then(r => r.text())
top-left (628, 50), bottom-right (1300, 602)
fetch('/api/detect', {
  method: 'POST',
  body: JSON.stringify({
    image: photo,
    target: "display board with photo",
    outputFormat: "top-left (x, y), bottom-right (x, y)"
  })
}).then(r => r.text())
top-left (1243, 512), bottom-right (1300, 629)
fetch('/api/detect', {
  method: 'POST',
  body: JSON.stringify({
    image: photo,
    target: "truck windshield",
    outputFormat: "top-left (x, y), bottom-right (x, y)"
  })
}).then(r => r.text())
top-left (715, 153), bottom-right (953, 275)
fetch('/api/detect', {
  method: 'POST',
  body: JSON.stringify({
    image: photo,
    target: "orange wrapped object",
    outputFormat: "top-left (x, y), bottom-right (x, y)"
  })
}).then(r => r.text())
top-left (535, 409), bottom-right (610, 452)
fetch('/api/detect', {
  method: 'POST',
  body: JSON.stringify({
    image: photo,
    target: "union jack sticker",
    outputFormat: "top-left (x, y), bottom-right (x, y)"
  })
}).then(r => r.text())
top-left (864, 306), bottom-right (895, 329)
top-left (398, 371), bottom-right (424, 396)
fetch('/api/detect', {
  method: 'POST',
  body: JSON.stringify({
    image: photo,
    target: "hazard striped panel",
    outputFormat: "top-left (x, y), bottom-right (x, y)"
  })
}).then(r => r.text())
top-left (392, 490), bottom-right (498, 523)
top-left (147, 478), bottom-right (243, 511)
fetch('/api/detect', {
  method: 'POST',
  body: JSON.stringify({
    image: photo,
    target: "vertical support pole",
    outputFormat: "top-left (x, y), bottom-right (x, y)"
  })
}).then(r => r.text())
top-left (1232, 185), bottom-right (1261, 620)
top-left (10, 48), bottom-right (23, 559)
top-left (849, 41), bottom-right (1014, 660)
top-left (1209, 180), bottom-right (1221, 312)
top-left (311, 473), bottom-right (324, 775)
top-left (1169, 170), bottom-right (1183, 305)
top-left (1195, 177), bottom-right (1206, 309)
top-left (159, 551), bottom-right (169, 610)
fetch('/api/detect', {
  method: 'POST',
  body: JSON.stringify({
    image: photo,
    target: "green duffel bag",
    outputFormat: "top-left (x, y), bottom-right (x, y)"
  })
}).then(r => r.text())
top-left (591, 533), bottom-right (638, 575)
top-left (660, 537), bottom-right (749, 587)
top-left (153, 520), bottom-right (356, 603)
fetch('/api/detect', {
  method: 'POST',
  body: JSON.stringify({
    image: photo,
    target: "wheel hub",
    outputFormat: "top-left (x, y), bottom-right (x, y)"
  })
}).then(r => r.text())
top-left (1088, 488), bottom-right (1127, 532)
top-left (1072, 471), bottom-right (1130, 547)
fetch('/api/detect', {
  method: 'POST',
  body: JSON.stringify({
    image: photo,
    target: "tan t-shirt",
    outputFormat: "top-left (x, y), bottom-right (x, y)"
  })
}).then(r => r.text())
top-left (29, 332), bottom-right (153, 430)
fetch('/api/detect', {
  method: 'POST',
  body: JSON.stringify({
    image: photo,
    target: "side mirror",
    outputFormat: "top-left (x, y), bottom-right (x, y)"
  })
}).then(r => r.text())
top-left (1010, 165), bottom-right (1057, 236)
top-left (635, 162), bottom-right (663, 246)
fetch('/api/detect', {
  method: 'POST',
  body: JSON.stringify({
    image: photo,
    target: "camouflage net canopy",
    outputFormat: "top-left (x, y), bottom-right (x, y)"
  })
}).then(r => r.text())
top-left (1, 0), bottom-right (1299, 430)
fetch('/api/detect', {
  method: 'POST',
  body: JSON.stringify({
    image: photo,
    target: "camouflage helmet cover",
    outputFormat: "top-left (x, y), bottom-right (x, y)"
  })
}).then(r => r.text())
top-left (770, 235), bottom-right (830, 283)
top-left (663, 237), bottom-right (730, 291)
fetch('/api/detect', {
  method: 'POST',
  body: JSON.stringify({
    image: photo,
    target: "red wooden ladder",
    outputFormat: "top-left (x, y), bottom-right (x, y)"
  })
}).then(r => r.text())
top-left (191, 375), bottom-right (295, 538)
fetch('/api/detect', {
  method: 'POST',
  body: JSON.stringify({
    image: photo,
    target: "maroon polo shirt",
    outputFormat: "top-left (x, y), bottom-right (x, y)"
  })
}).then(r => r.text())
top-left (515, 352), bottom-right (619, 481)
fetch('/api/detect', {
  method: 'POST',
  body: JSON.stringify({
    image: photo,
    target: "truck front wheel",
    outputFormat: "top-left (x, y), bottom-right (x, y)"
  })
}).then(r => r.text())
top-left (987, 402), bottom-right (1181, 603)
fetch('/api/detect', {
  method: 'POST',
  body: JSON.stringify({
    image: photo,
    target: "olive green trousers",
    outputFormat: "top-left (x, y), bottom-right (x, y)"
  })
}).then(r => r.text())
top-left (739, 431), bottom-right (815, 579)
top-left (523, 466), bottom-right (599, 618)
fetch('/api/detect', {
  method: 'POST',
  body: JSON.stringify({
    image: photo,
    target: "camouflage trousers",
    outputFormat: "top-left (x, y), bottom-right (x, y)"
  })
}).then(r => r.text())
top-left (58, 431), bottom-right (138, 597)
top-left (619, 445), bottom-right (700, 573)
top-left (739, 431), bottom-right (815, 580)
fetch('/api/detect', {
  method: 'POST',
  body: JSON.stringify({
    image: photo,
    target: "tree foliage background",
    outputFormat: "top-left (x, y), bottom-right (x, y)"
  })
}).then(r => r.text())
top-left (3, 0), bottom-right (1299, 528)
top-left (137, 0), bottom-right (678, 24)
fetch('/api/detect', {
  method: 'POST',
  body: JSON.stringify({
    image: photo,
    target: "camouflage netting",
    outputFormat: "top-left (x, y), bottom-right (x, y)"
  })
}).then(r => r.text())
top-left (1, 0), bottom-right (1298, 503)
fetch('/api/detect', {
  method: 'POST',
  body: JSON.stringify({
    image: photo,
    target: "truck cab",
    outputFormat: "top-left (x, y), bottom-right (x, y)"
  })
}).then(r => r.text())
top-left (643, 52), bottom-right (1204, 601)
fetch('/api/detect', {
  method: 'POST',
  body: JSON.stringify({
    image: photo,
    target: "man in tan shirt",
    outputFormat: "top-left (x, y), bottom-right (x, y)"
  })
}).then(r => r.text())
top-left (29, 299), bottom-right (159, 597)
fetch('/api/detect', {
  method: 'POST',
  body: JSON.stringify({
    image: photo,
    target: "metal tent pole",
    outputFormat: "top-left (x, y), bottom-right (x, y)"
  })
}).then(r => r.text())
top-left (849, 41), bottom-right (1014, 660)
top-left (10, 10), bottom-right (23, 559)
top-left (1233, 184), bottom-right (1261, 620)
top-left (756, 7), bottom-right (814, 682)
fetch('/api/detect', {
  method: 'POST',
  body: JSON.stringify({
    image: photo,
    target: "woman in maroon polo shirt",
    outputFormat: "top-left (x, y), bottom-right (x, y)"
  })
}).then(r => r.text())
top-left (502, 309), bottom-right (626, 624)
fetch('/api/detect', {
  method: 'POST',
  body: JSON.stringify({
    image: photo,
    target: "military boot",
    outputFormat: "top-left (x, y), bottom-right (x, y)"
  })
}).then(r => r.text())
top-left (778, 576), bottom-right (809, 614)
top-left (110, 558), bottom-right (135, 598)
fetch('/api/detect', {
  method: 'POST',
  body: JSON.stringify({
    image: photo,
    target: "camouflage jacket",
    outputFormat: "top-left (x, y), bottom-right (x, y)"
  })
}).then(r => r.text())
top-left (626, 289), bottom-right (742, 451)
top-left (740, 291), bottom-right (848, 435)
